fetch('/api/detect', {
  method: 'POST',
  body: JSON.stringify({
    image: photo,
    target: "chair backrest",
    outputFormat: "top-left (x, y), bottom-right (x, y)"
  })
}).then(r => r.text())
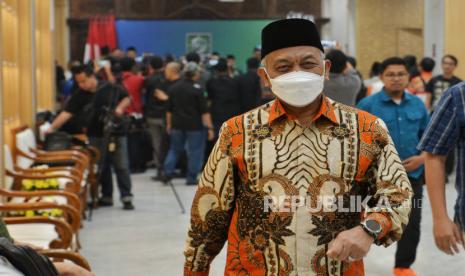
top-left (16, 128), bottom-right (37, 168)
top-left (3, 144), bottom-right (14, 189)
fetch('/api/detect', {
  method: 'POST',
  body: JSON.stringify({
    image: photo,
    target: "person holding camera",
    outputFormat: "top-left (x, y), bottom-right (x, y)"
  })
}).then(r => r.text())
top-left (49, 65), bottom-right (135, 210)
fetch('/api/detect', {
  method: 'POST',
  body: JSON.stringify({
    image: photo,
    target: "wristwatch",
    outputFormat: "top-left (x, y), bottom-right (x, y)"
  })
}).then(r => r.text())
top-left (360, 219), bottom-right (382, 240)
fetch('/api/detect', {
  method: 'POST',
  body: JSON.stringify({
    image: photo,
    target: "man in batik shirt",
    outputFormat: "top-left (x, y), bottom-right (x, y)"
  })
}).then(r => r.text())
top-left (184, 19), bottom-right (412, 276)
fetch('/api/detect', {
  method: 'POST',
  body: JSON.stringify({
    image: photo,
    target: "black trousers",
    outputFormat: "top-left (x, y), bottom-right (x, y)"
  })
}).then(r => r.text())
top-left (395, 176), bottom-right (424, 268)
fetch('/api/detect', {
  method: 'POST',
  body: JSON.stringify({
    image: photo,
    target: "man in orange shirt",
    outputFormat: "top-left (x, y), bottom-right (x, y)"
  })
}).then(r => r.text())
top-left (184, 19), bottom-right (412, 276)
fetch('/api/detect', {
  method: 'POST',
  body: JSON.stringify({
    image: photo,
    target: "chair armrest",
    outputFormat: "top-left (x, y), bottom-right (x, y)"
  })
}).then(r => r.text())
top-left (12, 166), bottom-right (83, 184)
top-left (31, 148), bottom-right (88, 159)
top-left (14, 165), bottom-right (82, 177)
top-left (0, 202), bottom-right (81, 233)
top-left (0, 189), bottom-right (81, 212)
top-left (17, 150), bottom-right (87, 171)
top-left (6, 169), bottom-right (81, 191)
top-left (31, 149), bottom-right (90, 166)
top-left (3, 216), bottom-right (73, 249)
top-left (39, 250), bottom-right (91, 271)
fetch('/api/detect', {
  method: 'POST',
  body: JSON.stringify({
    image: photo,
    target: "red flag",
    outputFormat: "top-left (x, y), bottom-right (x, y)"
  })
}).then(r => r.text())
top-left (83, 17), bottom-right (101, 62)
top-left (106, 14), bottom-right (118, 50)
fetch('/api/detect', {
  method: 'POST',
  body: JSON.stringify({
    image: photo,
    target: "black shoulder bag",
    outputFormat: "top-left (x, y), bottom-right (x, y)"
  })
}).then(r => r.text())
top-left (0, 238), bottom-right (58, 276)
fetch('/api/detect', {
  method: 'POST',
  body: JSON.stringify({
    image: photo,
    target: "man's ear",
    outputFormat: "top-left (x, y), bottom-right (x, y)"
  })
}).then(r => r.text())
top-left (258, 67), bottom-right (271, 88)
top-left (324, 60), bottom-right (331, 80)
top-left (379, 73), bottom-right (385, 83)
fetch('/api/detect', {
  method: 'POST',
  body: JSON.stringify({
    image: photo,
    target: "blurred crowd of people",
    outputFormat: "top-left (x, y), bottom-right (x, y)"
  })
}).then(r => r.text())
top-left (52, 45), bottom-right (458, 212)
top-left (53, 45), bottom-right (462, 190)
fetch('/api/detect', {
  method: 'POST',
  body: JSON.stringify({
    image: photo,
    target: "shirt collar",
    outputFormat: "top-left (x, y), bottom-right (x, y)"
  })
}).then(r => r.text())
top-left (380, 88), bottom-right (412, 103)
top-left (268, 96), bottom-right (339, 125)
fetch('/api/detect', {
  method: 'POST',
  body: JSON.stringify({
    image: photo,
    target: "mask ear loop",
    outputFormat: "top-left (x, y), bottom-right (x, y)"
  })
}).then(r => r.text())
top-left (263, 67), bottom-right (273, 81)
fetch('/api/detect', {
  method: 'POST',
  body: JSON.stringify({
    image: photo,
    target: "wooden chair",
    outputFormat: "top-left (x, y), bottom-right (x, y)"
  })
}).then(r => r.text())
top-left (4, 145), bottom-right (82, 206)
top-left (0, 201), bottom-right (80, 251)
top-left (40, 250), bottom-right (92, 271)
top-left (2, 145), bottom-right (83, 250)
top-left (12, 126), bottom-right (89, 173)
top-left (12, 126), bottom-right (100, 215)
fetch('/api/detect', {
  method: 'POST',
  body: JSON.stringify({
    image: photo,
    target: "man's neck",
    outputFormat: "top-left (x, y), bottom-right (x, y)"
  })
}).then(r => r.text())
top-left (385, 89), bottom-right (404, 101)
top-left (170, 76), bottom-right (180, 82)
top-left (281, 94), bottom-right (323, 124)
top-left (443, 73), bottom-right (454, 79)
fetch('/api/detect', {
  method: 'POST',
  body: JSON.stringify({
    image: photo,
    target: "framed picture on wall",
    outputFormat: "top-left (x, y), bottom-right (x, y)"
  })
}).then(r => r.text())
top-left (186, 33), bottom-right (212, 57)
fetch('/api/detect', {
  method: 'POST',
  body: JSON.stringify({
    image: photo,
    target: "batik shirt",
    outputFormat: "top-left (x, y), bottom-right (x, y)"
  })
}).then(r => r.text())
top-left (184, 96), bottom-right (412, 276)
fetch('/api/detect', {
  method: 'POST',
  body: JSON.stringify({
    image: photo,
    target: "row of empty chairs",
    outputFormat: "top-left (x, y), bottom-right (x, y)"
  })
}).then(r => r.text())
top-left (0, 125), bottom-right (100, 271)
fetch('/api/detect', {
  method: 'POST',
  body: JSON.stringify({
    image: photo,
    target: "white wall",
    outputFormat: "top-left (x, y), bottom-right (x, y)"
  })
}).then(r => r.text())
top-left (424, 0), bottom-right (444, 75)
top-left (321, 0), bottom-right (357, 57)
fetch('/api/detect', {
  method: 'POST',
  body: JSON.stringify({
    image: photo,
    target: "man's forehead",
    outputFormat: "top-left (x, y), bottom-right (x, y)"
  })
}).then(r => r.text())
top-left (384, 64), bottom-right (408, 72)
top-left (266, 46), bottom-right (322, 61)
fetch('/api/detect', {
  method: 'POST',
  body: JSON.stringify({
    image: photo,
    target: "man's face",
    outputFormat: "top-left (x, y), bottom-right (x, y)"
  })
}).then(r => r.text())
top-left (227, 58), bottom-right (235, 68)
top-left (442, 57), bottom-right (457, 75)
top-left (75, 72), bottom-right (97, 92)
top-left (112, 49), bottom-right (124, 59)
top-left (380, 65), bottom-right (409, 94)
top-left (127, 50), bottom-right (137, 59)
top-left (258, 46), bottom-right (330, 88)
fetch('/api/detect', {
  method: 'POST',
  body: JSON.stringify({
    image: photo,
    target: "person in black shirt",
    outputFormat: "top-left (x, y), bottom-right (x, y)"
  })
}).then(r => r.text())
top-left (426, 54), bottom-right (462, 111)
top-left (145, 58), bottom-right (181, 179)
top-left (185, 52), bottom-right (210, 94)
top-left (226, 54), bottom-right (242, 78)
top-left (425, 54), bottom-right (462, 180)
top-left (163, 62), bottom-right (215, 185)
top-left (236, 57), bottom-right (264, 113)
top-left (49, 65), bottom-right (135, 210)
top-left (206, 58), bottom-right (242, 136)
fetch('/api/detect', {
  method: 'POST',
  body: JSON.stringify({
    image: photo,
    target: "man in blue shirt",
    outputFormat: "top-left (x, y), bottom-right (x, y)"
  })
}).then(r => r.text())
top-left (418, 82), bottom-right (465, 256)
top-left (357, 57), bottom-right (429, 276)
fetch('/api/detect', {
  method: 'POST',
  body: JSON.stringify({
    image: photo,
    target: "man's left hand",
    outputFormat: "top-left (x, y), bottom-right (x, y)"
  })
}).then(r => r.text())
top-left (114, 107), bottom-right (124, 117)
top-left (327, 226), bottom-right (374, 261)
top-left (207, 129), bottom-right (215, 141)
top-left (402, 155), bottom-right (424, 172)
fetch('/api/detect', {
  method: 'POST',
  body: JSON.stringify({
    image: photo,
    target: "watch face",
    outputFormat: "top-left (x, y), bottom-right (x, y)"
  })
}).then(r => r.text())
top-left (366, 220), bottom-right (382, 233)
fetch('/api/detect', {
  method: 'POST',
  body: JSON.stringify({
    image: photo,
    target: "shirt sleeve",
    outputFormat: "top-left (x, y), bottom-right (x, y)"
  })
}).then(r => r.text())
top-left (64, 92), bottom-right (82, 114)
top-left (0, 218), bottom-right (13, 242)
top-left (206, 79), bottom-right (213, 100)
top-left (197, 90), bottom-right (209, 114)
top-left (346, 68), bottom-right (362, 92)
top-left (364, 118), bottom-right (413, 247)
top-left (184, 123), bottom-right (236, 275)
top-left (116, 84), bottom-right (129, 101)
top-left (425, 78), bottom-right (434, 94)
top-left (417, 89), bottom-right (459, 155)
top-left (167, 88), bottom-right (174, 112)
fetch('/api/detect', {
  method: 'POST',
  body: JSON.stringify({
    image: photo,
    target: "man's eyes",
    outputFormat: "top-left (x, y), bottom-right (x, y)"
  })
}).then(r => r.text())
top-left (301, 61), bottom-right (317, 68)
top-left (276, 65), bottom-right (291, 72)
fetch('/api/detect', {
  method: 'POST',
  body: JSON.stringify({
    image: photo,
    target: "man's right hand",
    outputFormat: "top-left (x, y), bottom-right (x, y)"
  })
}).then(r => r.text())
top-left (43, 126), bottom-right (55, 137)
top-left (433, 217), bottom-right (464, 255)
top-left (166, 125), bottom-right (172, 135)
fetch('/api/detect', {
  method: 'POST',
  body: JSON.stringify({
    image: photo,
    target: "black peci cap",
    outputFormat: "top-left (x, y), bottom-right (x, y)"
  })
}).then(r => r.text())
top-left (261, 18), bottom-right (324, 60)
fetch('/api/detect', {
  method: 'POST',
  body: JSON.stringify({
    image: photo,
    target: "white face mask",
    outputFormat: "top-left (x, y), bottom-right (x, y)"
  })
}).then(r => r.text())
top-left (265, 65), bottom-right (325, 107)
